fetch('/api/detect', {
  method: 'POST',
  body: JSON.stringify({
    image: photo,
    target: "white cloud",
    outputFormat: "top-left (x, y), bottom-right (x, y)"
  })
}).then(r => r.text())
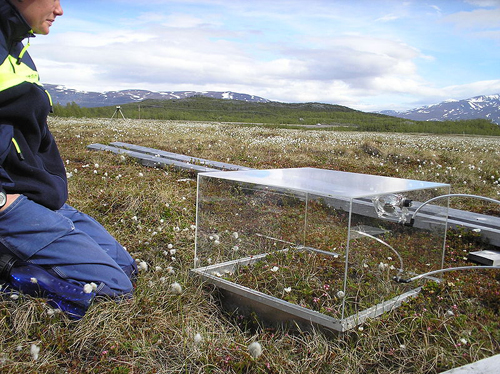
top-left (35, 26), bottom-right (427, 104)
top-left (429, 5), bottom-right (442, 16)
top-left (442, 79), bottom-right (500, 98)
top-left (27, 0), bottom-right (500, 112)
top-left (464, 0), bottom-right (500, 7)
top-left (375, 14), bottom-right (400, 22)
top-left (162, 13), bottom-right (210, 28)
top-left (444, 8), bottom-right (500, 29)
top-left (473, 29), bottom-right (500, 40)
top-left (36, 59), bottom-right (101, 91)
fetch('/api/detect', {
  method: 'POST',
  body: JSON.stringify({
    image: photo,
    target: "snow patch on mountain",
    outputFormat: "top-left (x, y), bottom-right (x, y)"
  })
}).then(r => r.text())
top-left (44, 84), bottom-right (269, 107)
top-left (378, 94), bottom-right (500, 125)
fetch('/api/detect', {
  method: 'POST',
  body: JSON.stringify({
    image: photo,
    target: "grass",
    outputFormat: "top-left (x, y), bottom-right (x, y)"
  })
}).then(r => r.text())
top-left (0, 117), bottom-right (499, 373)
top-left (54, 96), bottom-right (500, 136)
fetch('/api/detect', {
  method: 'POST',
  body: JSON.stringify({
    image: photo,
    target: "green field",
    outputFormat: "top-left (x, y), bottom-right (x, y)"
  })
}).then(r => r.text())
top-left (53, 96), bottom-right (500, 136)
top-left (1, 118), bottom-right (499, 373)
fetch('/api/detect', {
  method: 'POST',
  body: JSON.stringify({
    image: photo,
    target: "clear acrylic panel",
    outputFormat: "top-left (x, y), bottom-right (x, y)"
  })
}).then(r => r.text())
top-left (194, 168), bottom-right (450, 328)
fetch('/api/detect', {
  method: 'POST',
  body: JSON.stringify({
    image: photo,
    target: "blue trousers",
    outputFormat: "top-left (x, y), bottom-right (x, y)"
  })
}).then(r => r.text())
top-left (0, 195), bottom-right (137, 297)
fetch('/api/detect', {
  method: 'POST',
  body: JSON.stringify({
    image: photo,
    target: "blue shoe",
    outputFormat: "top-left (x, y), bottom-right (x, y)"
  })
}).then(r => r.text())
top-left (0, 254), bottom-right (94, 319)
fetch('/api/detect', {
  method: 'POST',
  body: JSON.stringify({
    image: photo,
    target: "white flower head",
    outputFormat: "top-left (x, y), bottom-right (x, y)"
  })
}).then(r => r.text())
top-left (138, 261), bottom-right (148, 271)
top-left (170, 282), bottom-right (183, 295)
top-left (336, 290), bottom-right (345, 299)
top-left (30, 344), bottom-right (40, 361)
top-left (378, 262), bottom-right (389, 271)
top-left (284, 287), bottom-right (292, 293)
top-left (194, 333), bottom-right (203, 345)
top-left (83, 284), bottom-right (93, 294)
top-left (30, 277), bottom-right (38, 284)
top-left (270, 266), bottom-right (279, 272)
top-left (248, 341), bottom-right (262, 359)
top-left (232, 232), bottom-right (239, 239)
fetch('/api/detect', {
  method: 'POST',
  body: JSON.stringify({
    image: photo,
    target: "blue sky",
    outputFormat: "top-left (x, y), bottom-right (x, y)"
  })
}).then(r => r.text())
top-left (29, 0), bottom-right (500, 111)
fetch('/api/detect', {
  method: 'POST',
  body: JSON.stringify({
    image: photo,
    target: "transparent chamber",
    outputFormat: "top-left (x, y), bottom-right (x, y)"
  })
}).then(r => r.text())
top-left (193, 168), bottom-right (451, 333)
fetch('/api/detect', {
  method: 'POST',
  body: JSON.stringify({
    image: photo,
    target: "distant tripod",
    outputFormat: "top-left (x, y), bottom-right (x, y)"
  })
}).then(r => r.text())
top-left (111, 106), bottom-right (126, 119)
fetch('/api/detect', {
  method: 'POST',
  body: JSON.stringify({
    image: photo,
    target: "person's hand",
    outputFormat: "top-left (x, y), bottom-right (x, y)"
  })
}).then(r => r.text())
top-left (0, 194), bottom-right (20, 212)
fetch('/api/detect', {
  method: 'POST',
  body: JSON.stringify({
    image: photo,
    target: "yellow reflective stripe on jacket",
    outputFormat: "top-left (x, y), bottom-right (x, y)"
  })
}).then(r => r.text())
top-left (17, 41), bottom-right (30, 64)
top-left (0, 54), bottom-right (40, 92)
top-left (11, 138), bottom-right (25, 160)
top-left (45, 89), bottom-right (53, 106)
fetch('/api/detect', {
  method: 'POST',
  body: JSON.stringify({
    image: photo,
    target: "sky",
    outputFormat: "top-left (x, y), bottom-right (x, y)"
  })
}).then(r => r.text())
top-left (27, 0), bottom-right (500, 112)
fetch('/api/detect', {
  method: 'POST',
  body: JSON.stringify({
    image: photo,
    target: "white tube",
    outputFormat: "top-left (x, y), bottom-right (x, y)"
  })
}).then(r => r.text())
top-left (411, 194), bottom-right (500, 222)
top-left (406, 265), bottom-right (500, 282)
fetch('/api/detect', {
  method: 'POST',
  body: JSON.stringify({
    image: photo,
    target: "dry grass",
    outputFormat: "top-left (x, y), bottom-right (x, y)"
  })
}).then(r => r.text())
top-left (0, 117), bottom-right (499, 373)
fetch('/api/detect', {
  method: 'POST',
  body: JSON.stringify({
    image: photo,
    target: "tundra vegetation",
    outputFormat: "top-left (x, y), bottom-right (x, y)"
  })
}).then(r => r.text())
top-left (0, 117), bottom-right (499, 373)
top-left (53, 96), bottom-right (500, 136)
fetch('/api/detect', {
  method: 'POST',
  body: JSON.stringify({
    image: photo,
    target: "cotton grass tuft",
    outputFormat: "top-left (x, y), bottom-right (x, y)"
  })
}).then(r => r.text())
top-left (170, 282), bottom-right (183, 295)
top-left (248, 341), bottom-right (262, 359)
top-left (30, 344), bottom-right (40, 361)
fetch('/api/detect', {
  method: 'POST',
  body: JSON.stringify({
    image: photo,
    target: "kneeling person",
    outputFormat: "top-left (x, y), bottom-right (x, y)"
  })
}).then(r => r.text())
top-left (0, 0), bottom-right (137, 318)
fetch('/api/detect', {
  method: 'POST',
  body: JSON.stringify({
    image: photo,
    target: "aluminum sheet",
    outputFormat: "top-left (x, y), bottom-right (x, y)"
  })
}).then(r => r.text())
top-left (199, 167), bottom-right (449, 199)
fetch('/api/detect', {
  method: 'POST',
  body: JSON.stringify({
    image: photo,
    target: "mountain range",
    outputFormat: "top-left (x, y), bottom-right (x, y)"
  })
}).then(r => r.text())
top-left (45, 84), bottom-right (499, 125)
top-left (379, 94), bottom-right (500, 125)
top-left (45, 84), bottom-right (269, 108)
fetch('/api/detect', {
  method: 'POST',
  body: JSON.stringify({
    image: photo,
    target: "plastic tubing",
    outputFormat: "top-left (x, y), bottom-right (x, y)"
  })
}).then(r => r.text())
top-left (410, 194), bottom-right (500, 224)
top-left (352, 230), bottom-right (404, 274)
top-left (396, 265), bottom-right (500, 283)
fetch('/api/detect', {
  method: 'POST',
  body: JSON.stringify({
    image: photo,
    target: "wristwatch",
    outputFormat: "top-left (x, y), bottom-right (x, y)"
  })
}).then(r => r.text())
top-left (0, 187), bottom-right (7, 209)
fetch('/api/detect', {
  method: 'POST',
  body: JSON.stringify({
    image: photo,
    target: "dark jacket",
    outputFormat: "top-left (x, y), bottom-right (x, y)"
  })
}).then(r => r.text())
top-left (0, 0), bottom-right (67, 210)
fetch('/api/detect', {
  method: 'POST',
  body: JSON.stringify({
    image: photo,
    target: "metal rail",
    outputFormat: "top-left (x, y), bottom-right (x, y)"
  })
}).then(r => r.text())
top-left (88, 142), bottom-right (500, 247)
